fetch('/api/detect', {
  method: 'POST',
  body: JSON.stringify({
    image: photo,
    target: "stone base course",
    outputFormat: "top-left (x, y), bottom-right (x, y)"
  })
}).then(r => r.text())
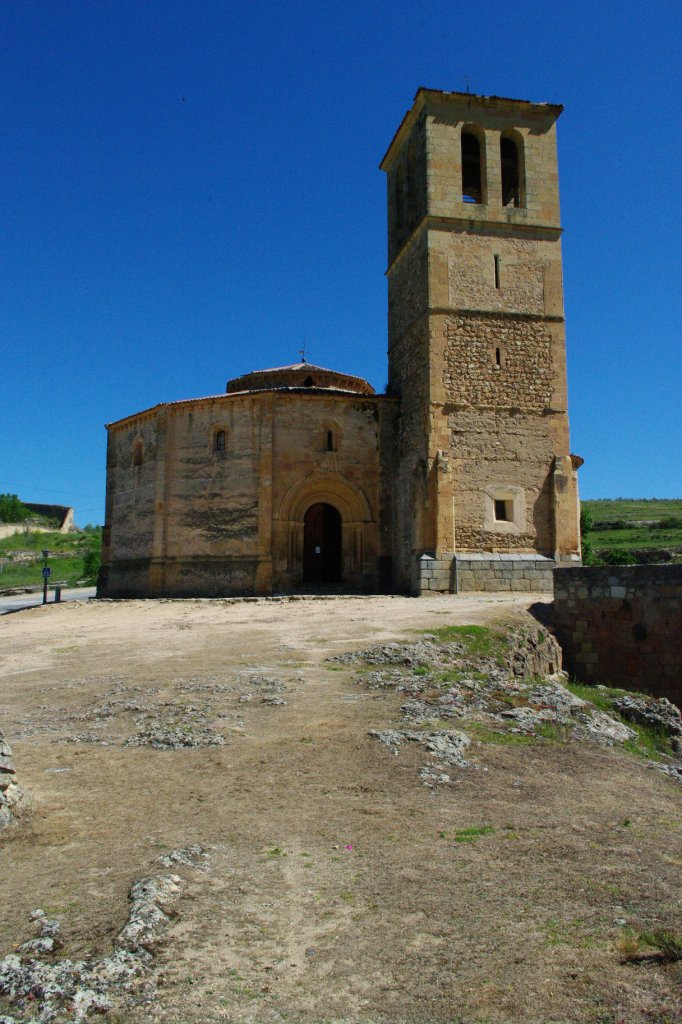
top-left (417, 552), bottom-right (575, 595)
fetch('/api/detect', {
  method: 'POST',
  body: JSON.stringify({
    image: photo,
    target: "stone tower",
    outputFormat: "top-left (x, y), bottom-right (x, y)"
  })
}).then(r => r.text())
top-left (380, 88), bottom-right (581, 594)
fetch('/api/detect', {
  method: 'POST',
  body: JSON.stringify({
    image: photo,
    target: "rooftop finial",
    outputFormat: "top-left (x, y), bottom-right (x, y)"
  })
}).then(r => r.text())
top-left (299, 344), bottom-right (307, 364)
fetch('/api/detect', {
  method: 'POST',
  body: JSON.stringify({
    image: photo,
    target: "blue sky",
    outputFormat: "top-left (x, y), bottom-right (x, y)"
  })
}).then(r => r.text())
top-left (2, 0), bottom-right (680, 522)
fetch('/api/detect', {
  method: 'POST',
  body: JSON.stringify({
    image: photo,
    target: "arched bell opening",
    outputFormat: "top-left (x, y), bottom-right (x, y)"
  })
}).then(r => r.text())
top-left (303, 502), bottom-right (342, 583)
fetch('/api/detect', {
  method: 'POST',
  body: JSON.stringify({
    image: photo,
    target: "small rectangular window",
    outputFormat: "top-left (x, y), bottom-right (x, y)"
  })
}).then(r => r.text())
top-left (494, 499), bottom-right (510, 521)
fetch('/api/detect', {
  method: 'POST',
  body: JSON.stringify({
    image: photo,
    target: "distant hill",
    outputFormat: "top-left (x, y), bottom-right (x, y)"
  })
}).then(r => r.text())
top-left (582, 498), bottom-right (682, 565)
top-left (0, 525), bottom-right (101, 592)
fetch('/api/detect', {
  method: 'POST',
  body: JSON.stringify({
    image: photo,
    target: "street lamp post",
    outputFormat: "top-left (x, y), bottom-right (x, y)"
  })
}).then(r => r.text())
top-left (41, 549), bottom-right (50, 605)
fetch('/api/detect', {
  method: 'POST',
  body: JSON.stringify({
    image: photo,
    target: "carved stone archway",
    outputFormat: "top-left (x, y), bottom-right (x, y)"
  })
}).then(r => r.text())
top-left (276, 473), bottom-right (374, 589)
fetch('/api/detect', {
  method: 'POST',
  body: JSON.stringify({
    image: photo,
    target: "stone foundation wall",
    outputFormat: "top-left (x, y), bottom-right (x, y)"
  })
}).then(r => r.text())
top-left (553, 565), bottom-right (682, 703)
top-left (417, 553), bottom-right (563, 594)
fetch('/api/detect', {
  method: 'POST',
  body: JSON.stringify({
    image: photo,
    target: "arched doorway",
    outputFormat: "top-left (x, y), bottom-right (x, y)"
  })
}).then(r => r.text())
top-left (303, 503), bottom-right (342, 583)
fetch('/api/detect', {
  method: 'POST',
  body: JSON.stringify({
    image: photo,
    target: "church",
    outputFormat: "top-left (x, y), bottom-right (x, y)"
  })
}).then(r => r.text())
top-left (98, 87), bottom-right (582, 599)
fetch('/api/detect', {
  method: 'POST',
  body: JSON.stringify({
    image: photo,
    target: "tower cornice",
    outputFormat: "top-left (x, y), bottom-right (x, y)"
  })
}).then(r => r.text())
top-left (380, 87), bottom-right (563, 171)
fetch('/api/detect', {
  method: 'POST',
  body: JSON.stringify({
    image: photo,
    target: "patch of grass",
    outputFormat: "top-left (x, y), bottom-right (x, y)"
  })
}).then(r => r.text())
top-left (616, 925), bottom-right (682, 963)
top-left (412, 666), bottom-right (429, 676)
top-left (534, 721), bottom-right (571, 742)
top-left (423, 624), bottom-right (509, 664)
top-left (615, 926), bottom-right (640, 959)
top-left (266, 846), bottom-right (286, 858)
top-left (440, 825), bottom-right (495, 844)
top-left (564, 681), bottom-right (635, 710)
top-left (466, 721), bottom-right (535, 745)
top-left (623, 723), bottom-right (673, 762)
top-left (416, 718), bottom-right (453, 731)
top-left (639, 927), bottom-right (682, 962)
top-left (437, 668), bottom-right (489, 684)
top-left (544, 917), bottom-right (599, 949)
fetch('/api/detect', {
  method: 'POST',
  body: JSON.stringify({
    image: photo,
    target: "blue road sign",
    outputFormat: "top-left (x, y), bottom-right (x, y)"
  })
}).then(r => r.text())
top-left (42, 567), bottom-right (51, 578)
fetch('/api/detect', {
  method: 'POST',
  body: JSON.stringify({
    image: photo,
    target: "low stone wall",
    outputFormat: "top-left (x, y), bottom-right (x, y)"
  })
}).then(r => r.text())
top-left (0, 506), bottom-right (74, 541)
top-left (553, 565), bottom-right (682, 703)
top-left (417, 553), bottom-right (568, 594)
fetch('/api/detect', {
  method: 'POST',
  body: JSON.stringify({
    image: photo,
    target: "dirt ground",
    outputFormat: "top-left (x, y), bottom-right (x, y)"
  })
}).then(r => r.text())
top-left (1, 594), bottom-right (680, 1024)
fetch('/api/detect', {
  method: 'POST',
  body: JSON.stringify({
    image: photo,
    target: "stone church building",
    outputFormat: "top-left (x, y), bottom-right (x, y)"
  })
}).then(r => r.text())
top-left (98, 88), bottom-right (582, 599)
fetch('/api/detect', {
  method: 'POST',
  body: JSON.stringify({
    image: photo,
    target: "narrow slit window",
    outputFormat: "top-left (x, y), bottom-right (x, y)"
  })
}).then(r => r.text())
top-left (494, 254), bottom-right (501, 289)
top-left (326, 430), bottom-right (334, 452)
top-left (494, 499), bottom-right (510, 521)
top-left (501, 136), bottom-right (521, 207)
top-left (495, 347), bottom-right (502, 367)
top-left (132, 440), bottom-right (143, 467)
top-left (461, 131), bottom-right (482, 204)
top-left (214, 429), bottom-right (226, 453)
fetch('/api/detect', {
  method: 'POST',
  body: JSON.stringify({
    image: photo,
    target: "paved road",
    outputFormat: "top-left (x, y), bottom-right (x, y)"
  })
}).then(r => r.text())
top-left (0, 586), bottom-right (96, 615)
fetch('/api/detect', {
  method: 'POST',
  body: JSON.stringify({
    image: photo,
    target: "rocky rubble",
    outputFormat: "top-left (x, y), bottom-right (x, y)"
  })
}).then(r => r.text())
top-left (609, 694), bottom-right (682, 748)
top-left (328, 638), bottom-right (465, 668)
top-left (369, 728), bottom-right (472, 767)
top-left (13, 673), bottom-right (293, 751)
top-left (0, 866), bottom-right (189, 1022)
top-left (0, 729), bottom-right (28, 828)
top-left (125, 719), bottom-right (226, 749)
top-left (353, 632), bottom-right (682, 784)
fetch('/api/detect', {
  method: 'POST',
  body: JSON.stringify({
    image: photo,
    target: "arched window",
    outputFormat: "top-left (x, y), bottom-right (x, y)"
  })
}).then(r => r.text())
top-left (501, 134), bottom-right (523, 208)
top-left (321, 422), bottom-right (341, 452)
top-left (304, 376), bottom-right (315, 387)
top-left (132, 439), bottom-right (143, 467)
top-left (214, 429), bottom-right (226, 453)
top-left (461, 131), bottom-right (483, 204)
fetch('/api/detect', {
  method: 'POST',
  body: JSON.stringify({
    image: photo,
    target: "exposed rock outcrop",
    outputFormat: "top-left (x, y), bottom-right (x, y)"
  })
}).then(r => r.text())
top-left (0, 729), bottom-right (28, 828)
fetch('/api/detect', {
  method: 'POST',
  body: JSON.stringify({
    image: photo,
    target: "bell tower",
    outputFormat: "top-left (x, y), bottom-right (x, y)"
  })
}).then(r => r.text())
top-left (380, 88), bottom-right (581, 594)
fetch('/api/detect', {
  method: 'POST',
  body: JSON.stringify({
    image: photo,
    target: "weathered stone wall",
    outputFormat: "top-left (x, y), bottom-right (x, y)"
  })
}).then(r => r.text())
top-left (553, 565), bottom-right (682, 703)
top-left (382, 89), bottom-right (581, 591)
top-left (0, 505), bottom-right (74, 541)
top-left (387, 233), bottom-right (429, 343)
top-left (437, 231), bottom-right (564, 318)
top-left (386, 318), bottom-right (431, 593)
top-left (448, 407), bottom-right (556, 553)
top-left (442, 314), bottom-right (554, 410)
top-left (100, 391), bottom-right (394, 597)
top-left (24, 504), bottom-right (75, 532)
top-left (387, 112), bottom-right (427, 263)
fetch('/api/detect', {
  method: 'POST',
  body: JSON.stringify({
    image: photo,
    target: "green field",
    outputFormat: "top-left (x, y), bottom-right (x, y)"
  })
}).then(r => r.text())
top-left (0, 527), bottom-right (101, 591)
top-left (582, 498), bottom-right (682, 563)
